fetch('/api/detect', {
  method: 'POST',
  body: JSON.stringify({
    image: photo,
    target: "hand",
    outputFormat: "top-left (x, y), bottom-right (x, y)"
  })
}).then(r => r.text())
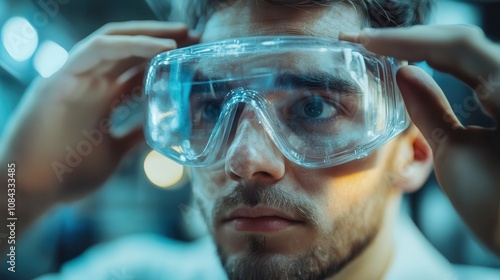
top-left (340, 25), bottom-right (500, 254)
top-left (0, 21), bottom-right (199, 201)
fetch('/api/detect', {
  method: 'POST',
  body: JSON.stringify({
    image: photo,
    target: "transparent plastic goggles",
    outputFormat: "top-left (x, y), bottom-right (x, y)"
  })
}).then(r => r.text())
top-left (144, 36), bottom-right (409, 168)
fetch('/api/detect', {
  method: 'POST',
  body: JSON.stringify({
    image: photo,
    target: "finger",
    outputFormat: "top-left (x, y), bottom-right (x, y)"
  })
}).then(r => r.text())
top-left (339, 25), bottom-right (500, 88)
top-left (89, 56), bottom-right (147, 78)
top-left (108, 66), bottom-right (146, 115)
top-left (102, 56), bottom-right (148, 79)
top-left (95, 21), bottom-right (189, 38)
top-left (396, 65), bottom-right (463, 152)
top-left (99, 30), bottom-right (201, 78)
top-left (107, 30), bottom-right (201, 74)
top-left (178, 29), bottom-right (202, 48)
top-left (341, 25), bottom-right (468, 60)
top-left (65, 35), bottom-right (177, 74)
top-left (476, 71), bottom-right (500, 121)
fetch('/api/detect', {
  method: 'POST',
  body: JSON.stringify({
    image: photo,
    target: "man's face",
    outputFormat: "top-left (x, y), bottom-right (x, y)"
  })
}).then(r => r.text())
top-left (189, 1), bottom-right (399, 279)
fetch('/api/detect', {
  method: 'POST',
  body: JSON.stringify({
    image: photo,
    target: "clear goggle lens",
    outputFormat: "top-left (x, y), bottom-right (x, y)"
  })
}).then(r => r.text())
top-left (144, 36), bottom-right (409, 168)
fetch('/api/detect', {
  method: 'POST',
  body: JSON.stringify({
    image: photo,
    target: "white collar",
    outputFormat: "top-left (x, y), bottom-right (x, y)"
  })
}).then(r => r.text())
top-left (384, 212), bottom-right (457, 280)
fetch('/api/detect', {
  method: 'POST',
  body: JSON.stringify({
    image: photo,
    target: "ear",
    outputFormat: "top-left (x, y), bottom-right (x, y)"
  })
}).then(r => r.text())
top-left (392, 124), bottom-right (434, 193)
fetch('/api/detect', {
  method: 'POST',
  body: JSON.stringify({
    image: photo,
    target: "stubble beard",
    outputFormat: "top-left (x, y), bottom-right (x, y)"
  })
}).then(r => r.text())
top-left (196, 182), bottom-right (387, 280)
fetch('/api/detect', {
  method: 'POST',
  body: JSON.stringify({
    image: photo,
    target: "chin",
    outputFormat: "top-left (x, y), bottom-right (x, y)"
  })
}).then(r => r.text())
top-left (214, 226), bottom-right (377, 280)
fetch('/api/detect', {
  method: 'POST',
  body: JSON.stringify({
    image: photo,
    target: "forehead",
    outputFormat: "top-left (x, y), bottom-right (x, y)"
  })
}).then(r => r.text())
top-left (201, 1), bottom-right (365, 43)
top-left (194, 50), bottom-right (349, 76)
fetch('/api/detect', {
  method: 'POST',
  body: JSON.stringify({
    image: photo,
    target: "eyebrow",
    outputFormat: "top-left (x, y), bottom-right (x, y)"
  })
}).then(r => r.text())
top-left (274, 72), bottom-right (362, 95)
top-left (189, 70), bottom-right (364, 97)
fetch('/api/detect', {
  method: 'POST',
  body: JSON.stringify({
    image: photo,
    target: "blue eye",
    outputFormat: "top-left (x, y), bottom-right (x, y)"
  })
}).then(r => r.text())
top-left (303, 100), bottom-right (324, 118)
top-left (294, 96), bottom-right (339, 120)
top-left (202, 101), bottom-right (222, 121)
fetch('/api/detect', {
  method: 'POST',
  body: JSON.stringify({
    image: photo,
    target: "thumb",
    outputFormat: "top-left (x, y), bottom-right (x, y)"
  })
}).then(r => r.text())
top-left (396, 65), bottom-right (462, 153)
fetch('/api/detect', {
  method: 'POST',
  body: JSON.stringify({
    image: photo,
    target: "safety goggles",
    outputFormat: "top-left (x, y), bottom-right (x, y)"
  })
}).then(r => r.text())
top-left (144, 36), bottom-right (409, 168)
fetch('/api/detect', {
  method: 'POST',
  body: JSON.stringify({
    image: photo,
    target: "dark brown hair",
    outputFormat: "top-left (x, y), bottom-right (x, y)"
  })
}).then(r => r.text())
top-left (171, 0), bottom-right (434, 30)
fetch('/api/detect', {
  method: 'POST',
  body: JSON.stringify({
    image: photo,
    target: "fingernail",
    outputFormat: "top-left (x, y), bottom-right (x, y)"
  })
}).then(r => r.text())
top-left (358, 28), bottom-right (381, 46)
top-left (188, 29), bottom-right (202, 38)
top-left (338, 31), bottom-right (360, 43)
top-left (160, 38), bottom-right (177, 48)
top-left (362, 28), bottom-right (378, 36)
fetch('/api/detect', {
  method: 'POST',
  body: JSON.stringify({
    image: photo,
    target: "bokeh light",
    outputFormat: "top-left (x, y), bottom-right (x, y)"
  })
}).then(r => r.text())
top-left (144, 150), bottom-right (184, 188)
top-left (1, 17), bottom-right (39, 62)
top-left (33, 40), bottom-right (68, 78)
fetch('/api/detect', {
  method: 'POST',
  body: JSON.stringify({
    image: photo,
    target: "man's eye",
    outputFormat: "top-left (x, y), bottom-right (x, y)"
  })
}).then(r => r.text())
top-left (201, 101), bottom-right (222, 121)
top-left (303, 100), bottom-right (324, 118)
top-left (292, 96), bottom-right (339, 120)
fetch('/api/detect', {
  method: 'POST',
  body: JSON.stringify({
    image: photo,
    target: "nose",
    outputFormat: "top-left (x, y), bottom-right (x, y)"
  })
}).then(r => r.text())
top-left (225, 107), bottom-right (285, 182)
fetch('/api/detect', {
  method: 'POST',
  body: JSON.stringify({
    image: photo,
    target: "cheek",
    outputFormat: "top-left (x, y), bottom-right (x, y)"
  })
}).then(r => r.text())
top-left (190, 169), bottom-right (222, 216)
top-left (292, 151), bottom-right (392, 222)
top-left (190, 164), bottom-right (237, 220)
top-left (323, 168), bottom-right (388, 217)
top-left (190, 165), bottom-right (227, 193)
top-left (299, 166), bottom-right (390, 248)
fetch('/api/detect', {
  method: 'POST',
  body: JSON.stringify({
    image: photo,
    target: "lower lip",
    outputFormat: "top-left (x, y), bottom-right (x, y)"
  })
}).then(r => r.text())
top-left (228, 217), bottom-right (299, 232)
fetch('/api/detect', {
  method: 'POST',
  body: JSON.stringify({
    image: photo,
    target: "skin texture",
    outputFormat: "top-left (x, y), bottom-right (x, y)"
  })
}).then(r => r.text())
top-left (340, 25), bottom-right (500, 255)
top-left (189, 1), bottom-right (432, 279)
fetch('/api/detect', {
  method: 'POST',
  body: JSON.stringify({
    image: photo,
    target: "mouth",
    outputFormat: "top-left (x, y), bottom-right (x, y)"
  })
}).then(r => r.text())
top-left (221, 206), bottom-right (304, 233)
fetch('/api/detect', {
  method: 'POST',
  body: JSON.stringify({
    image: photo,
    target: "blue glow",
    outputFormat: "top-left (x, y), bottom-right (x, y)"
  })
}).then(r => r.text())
top-left (1, 17), bottom-right (39, 62)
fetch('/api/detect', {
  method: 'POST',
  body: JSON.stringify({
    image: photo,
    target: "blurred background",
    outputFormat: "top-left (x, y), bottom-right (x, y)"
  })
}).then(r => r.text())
top-left (0, 0), bottom-right (499, 279)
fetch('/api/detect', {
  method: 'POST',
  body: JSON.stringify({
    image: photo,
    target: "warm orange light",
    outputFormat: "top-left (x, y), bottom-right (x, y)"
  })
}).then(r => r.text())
top-left (144, 150), bottom-right (184, 188)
